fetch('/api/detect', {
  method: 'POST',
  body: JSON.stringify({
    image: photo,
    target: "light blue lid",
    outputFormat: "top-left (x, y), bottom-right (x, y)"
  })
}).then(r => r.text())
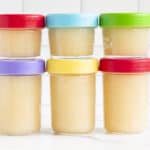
top-left (46, 14), bottom-right (98, 28)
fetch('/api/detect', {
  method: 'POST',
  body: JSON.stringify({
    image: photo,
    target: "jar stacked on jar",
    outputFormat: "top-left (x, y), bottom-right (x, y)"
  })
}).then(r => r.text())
top-left (2, 13), bottom-right (150, 136)
top-left (0, 14), bottom-right (45, 135)
top-left (99, 13), bottom-right (150, 134)
top-left (46, 14), bottom-right (99, 134)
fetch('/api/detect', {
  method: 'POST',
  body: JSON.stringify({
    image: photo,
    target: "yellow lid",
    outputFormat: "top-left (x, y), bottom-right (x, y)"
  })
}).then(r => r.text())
top-left (47, 59), bottom-right (98, 74)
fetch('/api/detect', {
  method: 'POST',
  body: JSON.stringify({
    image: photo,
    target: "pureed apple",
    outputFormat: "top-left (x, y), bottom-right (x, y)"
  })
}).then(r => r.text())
top-left (100, 13), bottom-right (150, 56)
top-left (0, 14), bottom-right (45, 57)
top-left (99, 58), bottom-right (150, 133)
top-left (47, 59), bottom-right (98, 134)
top-left (0, 59), bottom-right (45, 135)
top-left (46, 14), bottom-right (98, 57)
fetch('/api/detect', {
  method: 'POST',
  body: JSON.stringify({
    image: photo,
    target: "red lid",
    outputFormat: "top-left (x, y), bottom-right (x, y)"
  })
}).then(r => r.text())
top-left (99, 58), bottom-right (150, 73)
top-left (0, 14), bottom-right (45, 28)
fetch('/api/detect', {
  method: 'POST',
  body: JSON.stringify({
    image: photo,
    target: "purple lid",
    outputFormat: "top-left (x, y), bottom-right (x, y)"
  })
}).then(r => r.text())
top-left (0, 59), bottom-right (45, 75)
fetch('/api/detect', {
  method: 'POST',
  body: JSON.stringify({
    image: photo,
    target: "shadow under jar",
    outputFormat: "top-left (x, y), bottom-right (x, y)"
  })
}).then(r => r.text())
top-left (47, 59), bottom-right (98, 134)
top-left (99, 58), bottom-right (150, 134)
top-left (0, 14), bottom-right (45, 58)
top-left (0, 59), bottom-right (45, 135)
top-left (100, 13), bottom-right (150, 56)
top-left (46, 14), bottom-right (98, 57)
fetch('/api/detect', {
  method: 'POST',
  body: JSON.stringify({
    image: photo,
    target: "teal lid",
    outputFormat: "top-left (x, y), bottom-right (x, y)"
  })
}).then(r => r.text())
top-left (100, 13), bottom-right (150, 27)
top-left (46, 14), bottom-right (98, 28)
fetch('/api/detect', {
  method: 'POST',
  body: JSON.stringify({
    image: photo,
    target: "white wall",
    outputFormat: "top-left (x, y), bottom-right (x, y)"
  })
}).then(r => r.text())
top-left (0, 0), bottom-right (149, 127)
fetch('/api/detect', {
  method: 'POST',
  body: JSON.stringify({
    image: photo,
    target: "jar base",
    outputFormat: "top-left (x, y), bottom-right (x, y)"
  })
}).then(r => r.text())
top-left (0, 129), bottom-right (40, 136)
top-left (52, 127), bottom-right (94, 135)
top-left (105, 128), bottom-right (145, 134)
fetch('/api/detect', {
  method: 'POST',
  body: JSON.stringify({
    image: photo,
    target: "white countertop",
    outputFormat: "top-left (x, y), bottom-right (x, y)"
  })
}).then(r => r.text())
top-left (1, 128), bottom-right (150, 150)
top-left (1, 113), bottom-right (150, 150)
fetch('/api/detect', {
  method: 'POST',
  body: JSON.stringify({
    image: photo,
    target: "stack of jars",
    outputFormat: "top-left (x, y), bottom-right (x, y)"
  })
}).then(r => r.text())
top-left (0, 14), bottom-right (45, 135)
top-left (46, 14), bottom-right (98, 134)
top-left (99, 13), bottom-right (150, 133)
top-left (1, 13), bottom-right (150, 136)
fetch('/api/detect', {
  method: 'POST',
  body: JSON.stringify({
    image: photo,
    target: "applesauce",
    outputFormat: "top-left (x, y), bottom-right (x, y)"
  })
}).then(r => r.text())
top-left (0, 59), bottom-right (45, 135)
top-left (46, 14), bottom-right (98, 57)
top-left (99, 58), bottom-right (150, 133)
top-left (100, 13), bottom-right (150, 56)
top-left (47, 59), bottom-right (98, 134)
top-left (0, 14), bottom-right (45, 57)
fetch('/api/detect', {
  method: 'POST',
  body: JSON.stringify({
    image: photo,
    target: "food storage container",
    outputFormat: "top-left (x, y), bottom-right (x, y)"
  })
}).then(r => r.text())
top-left (99, 58), bottom-right (150, 133)
top-left (100, 13), bottom-right (150, 56)
top-left (46, 14), bottom-right (98, 57)
top-left (0, 59), bottom-right (45, 135)
top-left (47, 59), bottom-right (98, 134)
top-left (0, 14), bottom-right (45, 57)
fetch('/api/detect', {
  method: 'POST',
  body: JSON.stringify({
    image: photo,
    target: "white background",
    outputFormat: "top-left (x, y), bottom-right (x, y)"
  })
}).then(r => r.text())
top-left (1, 0), bottom-right (150, 150)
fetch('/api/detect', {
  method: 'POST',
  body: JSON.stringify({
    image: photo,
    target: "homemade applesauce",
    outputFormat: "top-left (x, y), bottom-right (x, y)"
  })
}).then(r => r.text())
top-left (99, 58), bottom-right (150, 133)
top-left (100, 13), bottom-right (150, 56)
top-left (46, 14), bottom-right (98, 57)
top-left (0, 59), bottom-right (45, 135)
top-left (0, 14), bottom-right (45, 57)
top-left (47, 59), bottom-right (98, 134)
top-left (49, 28), bottom-right (94, 56)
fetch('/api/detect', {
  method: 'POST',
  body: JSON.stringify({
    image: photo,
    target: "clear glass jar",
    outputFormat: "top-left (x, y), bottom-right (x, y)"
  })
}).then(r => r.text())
top-left (48, 28), bottom-right (94, 56)
top-left (99, 58), bottom-right (150, 133)
top-left (0, 14), bottom-right (45, 58)
top-left (100, 13), bottom-right (150, 56)
top-left (47, 59), bottom-right (98, 134)
top-left (46, 14), bottom-right (98, 57)
top-left (0, 59), bottom-right (45, 135)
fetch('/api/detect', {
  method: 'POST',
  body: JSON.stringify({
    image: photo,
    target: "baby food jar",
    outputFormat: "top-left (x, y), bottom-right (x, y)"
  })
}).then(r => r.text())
top-left (46, 14), bottom-right (98, 57)
top-left (99, 58), bottom-right (150, 133)
top-left (47, 59), bottom-right (98, 134)
top-left (100, 13), bottom-right (150, 56)
top-left (0, 59), bottom-right (45, 135)
top-left (0, 14), bottom-right (45, 57)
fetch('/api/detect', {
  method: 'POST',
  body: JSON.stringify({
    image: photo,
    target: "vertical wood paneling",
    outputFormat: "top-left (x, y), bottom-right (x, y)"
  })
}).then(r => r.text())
top-left (81, 0), bottom-right (138, 13)
top-left (139, 0), bottom-right (150, 12)
top-left (23, 0), bottom-right (80, 14)
top-left (0, 0), bottom-right (23, 13)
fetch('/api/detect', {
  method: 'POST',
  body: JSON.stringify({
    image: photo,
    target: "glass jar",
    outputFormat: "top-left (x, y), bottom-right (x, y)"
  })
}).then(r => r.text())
top-left (99, 58), bottom-right (150, 133)
top-left (0, 59), bottom-right (45, 135)
top-left (47, 59), bottom-right (98, 134)
top-left (46, 14), bottom-right (98, 57)
top-left (0, 14), bottom-right (45, 57)
top-left (100, 13), bottom-right (150, 56)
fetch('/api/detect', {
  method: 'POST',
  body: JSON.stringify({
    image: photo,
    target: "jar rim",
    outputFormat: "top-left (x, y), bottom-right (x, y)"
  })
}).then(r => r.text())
top-left (99, 57), bottom-right (150, 73)
top-left (0, 59), bottom-right (45, 75)
top-left (0, 14), bottom-right (45, 28)
top-left (47, 59), bottom-right (98, 74)
top-left (99, 13), bottom-right (150, 27)
top-left (46, 13), bottom-right (98, 28)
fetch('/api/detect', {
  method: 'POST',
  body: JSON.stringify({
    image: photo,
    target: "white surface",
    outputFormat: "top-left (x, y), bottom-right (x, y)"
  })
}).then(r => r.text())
top-left (0, 113), bottom-right (150, 150)
top-left (1, 132), bottom-right (150, 150)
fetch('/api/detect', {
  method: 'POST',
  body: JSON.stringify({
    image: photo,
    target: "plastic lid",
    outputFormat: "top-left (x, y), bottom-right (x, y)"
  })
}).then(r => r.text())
top-left (99, 58), bottom-right (150, 73)
top-left (0, 14), bottom-right (45, 28)
top-left (0, 59), bottom-right (45, 75)
top-left (46, 14), bottom-right (98, 28)
top-left (47, 59), bottom-right (98, 74)
top-left (100, 13), bottom-right (150, 27)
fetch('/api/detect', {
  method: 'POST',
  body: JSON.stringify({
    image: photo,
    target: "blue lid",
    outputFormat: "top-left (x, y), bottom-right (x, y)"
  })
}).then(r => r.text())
top-left (46, 14), bottom-right (98, 28)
